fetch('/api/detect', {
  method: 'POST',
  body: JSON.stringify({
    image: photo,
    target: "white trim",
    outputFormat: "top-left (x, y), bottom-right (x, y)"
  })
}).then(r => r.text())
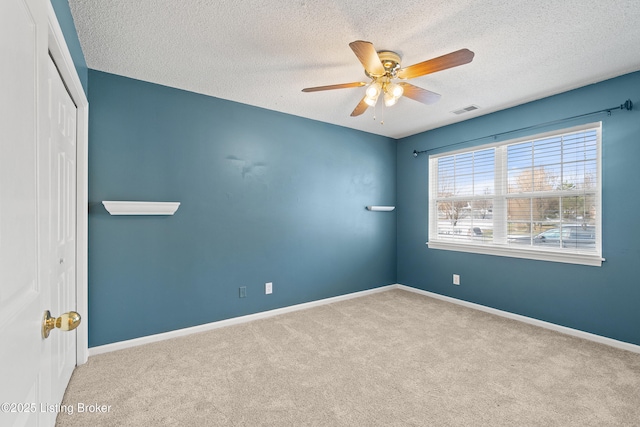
top-left (47, 3), bottom-right (89, 365)
top-left (397, 285), bottom-right (640, 354)
top-left (89, 283), bottom-right (640, 357)
top-left (427, 241), bottom-right (604, 267)
top-left (88, 285), bottom-right (397, 356)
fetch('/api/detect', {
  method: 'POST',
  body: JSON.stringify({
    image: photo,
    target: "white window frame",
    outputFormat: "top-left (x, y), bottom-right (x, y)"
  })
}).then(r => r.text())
top-left (427, 122), bottom-right (603, 267)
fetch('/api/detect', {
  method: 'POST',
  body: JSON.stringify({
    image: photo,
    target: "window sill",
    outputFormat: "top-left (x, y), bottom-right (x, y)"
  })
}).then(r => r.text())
top-left (427, 241), bottom-right (603, 267)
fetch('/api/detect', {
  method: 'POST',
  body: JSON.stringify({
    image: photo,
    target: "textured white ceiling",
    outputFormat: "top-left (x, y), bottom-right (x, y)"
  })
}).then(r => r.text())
top-left (69, 0), bottom-right (640, 139)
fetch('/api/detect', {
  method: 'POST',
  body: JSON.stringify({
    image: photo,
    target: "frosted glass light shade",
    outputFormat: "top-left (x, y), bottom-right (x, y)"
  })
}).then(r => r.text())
top-left (366, 82), bottom-right (381, 98)
top-left (384, 92), bottom-right (398, 107)
top-left (387, 83), bottom-right (403, 97)
top-left (364, 95), bottom-right (378, 107)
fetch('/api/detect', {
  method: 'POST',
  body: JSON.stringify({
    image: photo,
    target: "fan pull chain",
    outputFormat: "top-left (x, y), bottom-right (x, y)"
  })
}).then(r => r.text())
top-left (372, 98), bottom-right (378, 122)
top-left (370, 98), bottom-right (385, 125)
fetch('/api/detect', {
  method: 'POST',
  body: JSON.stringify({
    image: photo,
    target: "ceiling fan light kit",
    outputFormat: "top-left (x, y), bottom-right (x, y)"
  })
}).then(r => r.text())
top-left (364, 82), bottom-right (381, 106)
top-left (383, 88), bottom-right (401, 107)
top-left (302, 40), bottom-right (474, 120)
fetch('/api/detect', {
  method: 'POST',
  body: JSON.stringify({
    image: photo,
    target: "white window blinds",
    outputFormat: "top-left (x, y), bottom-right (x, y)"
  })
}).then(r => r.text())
top-left (428, 123), bottom-right (602, 266)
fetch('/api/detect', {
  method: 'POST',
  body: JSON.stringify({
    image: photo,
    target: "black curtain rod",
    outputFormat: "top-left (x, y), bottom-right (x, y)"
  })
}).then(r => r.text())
top-left (412, 99), bottom-right (634, 157)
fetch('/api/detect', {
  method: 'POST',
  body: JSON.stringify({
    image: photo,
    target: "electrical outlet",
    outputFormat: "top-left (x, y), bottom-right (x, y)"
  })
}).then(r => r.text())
top-left (453, 274), bottom-right (460, 285)
top-left (265, 282), bottom-right (273, 295)
top-left (239, 286), bottom-right (247, 298)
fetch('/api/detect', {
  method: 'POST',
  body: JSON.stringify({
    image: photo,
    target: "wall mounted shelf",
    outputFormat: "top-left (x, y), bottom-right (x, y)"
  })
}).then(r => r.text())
top-left (366, 206), bottom-right (395, 212)
top-left (102, 201), bottom-right (181, 216)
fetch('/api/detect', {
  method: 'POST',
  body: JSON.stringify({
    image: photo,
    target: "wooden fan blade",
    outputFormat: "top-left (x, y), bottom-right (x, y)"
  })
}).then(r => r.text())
top-left (397, 48), bottom-right (474, 80)
top-left (398, 82), bottom-right (441, 105)
top-left (302, 82), bottom-right (366, 92)
top-left (350, 96), bottom-right (369, 117)
top-left (349, 40), bottom-right (385, 77)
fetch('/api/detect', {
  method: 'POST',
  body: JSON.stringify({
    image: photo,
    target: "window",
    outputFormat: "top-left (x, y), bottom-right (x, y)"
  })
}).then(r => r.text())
top-left (428, 123), bottom-right (602, 266)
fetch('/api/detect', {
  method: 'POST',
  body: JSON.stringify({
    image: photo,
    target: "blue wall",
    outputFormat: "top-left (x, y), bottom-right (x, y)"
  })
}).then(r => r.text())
top-left (397, 71), bottom-right (640, 346)
top-left (88, 70), bottom-right (397, 347)
top-left (50, 0), bottom-right (88, 95)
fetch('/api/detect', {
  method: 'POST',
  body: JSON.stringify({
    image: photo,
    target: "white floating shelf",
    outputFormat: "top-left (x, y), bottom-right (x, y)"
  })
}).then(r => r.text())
top-left (366, 206), bottom-right (395, 211)
top-left (102, 201), bottom-right (180, 216)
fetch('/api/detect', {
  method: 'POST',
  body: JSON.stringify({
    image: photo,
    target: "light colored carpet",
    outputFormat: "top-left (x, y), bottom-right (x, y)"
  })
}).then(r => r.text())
top-left (56, 289), bottom-right (640, 426)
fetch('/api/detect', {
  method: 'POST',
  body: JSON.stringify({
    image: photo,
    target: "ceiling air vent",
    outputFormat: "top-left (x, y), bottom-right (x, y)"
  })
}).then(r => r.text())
top-left (452, 105), bottom-right (480, 115)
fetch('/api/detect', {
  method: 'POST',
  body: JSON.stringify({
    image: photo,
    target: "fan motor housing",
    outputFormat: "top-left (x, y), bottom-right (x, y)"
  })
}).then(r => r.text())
top-left (378, 50), bottom-right (401, 72)
top-left (364, 50), bottom-right (402, 79)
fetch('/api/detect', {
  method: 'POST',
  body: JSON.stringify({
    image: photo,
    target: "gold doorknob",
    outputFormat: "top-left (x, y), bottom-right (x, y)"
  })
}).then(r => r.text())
top-left (42, 310), bottom-right (81, 339)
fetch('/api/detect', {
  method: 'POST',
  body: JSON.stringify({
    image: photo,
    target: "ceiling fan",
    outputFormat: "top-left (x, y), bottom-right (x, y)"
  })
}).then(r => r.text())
top-left (302, 40), bottom-right (474, 117)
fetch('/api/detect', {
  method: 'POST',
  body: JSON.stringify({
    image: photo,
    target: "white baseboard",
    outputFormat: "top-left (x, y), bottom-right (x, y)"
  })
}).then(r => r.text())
top-left (88, 284), bottom-right (397, 357)
top-left (397, 284), bottom-right (640, 354)
top-left (89, 283), bottom-right (640, 357)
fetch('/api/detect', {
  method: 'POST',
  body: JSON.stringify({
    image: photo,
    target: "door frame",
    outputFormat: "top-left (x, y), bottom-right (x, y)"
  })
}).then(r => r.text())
top-left (47, 2), bottom-right (89, 365)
